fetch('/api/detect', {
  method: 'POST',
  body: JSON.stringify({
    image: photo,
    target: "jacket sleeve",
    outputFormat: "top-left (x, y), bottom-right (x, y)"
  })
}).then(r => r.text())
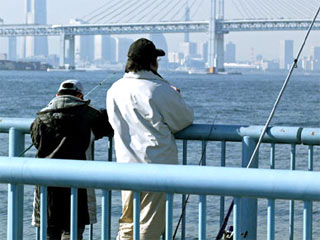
top-left (153, 85), bottom-right (194, 134)
top-left (30, 117), bottom-right (42, 150)
top-left (90, 108), bottom-right (114, 140)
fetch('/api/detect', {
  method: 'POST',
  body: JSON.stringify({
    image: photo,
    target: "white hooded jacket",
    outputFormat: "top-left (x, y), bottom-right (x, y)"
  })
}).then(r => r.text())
top-left (107, 71), bottom-right (194, 165)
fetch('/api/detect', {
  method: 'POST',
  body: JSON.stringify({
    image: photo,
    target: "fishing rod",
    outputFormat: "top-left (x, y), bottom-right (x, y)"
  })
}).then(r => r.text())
top-left (16, 75), bottom-right (114, 157)
top-left (173, 118), bottom-right (217, 240)
top-left (216, 5), bottom-right (320, 240)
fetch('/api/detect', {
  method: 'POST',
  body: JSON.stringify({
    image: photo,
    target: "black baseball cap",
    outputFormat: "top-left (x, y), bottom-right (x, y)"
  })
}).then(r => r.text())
top-left (128, 38), bottom-right (165, 62)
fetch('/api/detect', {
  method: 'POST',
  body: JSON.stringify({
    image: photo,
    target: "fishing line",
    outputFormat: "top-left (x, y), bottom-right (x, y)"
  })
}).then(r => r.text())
top-left (173, 116), bottom-right (217, 240)
top-left (84, 73), bottom-right (115, 98)
top-left (216, 5), bottom-right (320, 240)
top-left (16, 74), bottom-right (115, 157)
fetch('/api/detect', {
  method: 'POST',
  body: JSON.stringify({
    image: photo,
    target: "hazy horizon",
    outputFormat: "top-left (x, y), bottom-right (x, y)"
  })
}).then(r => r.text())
top-left (0, 0), bottom-right (319, 61)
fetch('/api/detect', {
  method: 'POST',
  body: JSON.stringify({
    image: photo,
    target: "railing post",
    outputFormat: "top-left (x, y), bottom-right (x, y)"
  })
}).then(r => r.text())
top-left (40, 186), bottom-right (47, 240)
top-left (101, 190), bottom-right (111, 240)
top-left (71, 188), bottom-right (78, 240)
top-left (289, 144), bottom-right (296, 240)
top-left (181, 139), bottom-right (188, 239)
top-left (267, 143), bottom-right (275, 240)
top-left (166, 193), bottom-right (173, 240)
top-left (233, 197), bottom-right (241, 240)
top-left (199, 141), bottom-right (207, 240)
top-left (7, 127), bottom-right (24, 240)
top-left (241, 136), bottom-right (258, 239)
top-left (220, 141), bottom-right (226, 227)
top-left (133, 192), bottom-right (140, 240)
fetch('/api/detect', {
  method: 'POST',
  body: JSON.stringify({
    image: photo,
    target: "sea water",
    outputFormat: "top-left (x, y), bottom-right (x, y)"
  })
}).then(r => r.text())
top-left (0, 70), bottom-right (319, 239)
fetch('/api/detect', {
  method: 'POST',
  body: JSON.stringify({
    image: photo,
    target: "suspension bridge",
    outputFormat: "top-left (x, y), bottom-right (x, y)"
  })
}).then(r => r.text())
top-left (0, 0), bottom-right (319, 71)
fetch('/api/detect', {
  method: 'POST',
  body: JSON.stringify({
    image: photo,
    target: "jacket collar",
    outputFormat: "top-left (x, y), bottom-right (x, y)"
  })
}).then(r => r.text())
top-left (123, 71), bottom-right (169, 84)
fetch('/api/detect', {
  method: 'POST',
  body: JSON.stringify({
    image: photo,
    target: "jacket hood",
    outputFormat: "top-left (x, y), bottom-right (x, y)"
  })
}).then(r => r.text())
top-left (40, 95), bottom-right (90, 112)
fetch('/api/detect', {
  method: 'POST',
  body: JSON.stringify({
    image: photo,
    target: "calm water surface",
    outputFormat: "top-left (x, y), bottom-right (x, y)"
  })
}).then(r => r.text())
top-left (0, 70), bottom-right (319, 239)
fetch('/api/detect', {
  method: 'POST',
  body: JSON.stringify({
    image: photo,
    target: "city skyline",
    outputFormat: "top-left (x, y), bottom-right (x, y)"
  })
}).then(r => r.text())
top-left (0, 0), bottom-right (319, 62)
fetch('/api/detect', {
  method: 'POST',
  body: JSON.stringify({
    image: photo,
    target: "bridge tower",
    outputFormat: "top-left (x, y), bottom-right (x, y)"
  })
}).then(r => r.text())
top-left (208, 0), bottom-right (225, 73)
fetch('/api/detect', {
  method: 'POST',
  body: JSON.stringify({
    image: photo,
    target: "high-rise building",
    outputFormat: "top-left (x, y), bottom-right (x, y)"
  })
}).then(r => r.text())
top-left (179, 42), bottom-right (197, 59)
top-left (313, 46), bottom-right (320, 61)
top-left (94, 35), bottom-right (116, 62)
top-left (200, 42), bottom-right (208, 63)
top-left (150, 34), bottom-right (169, 70)
top-left (225, 42), bottom-right (236, 63)
top-left (280, 40), bottom-right (294, 70)
top-left (113, 37), bottom-right (133, 64)
top-left (23, 0), bottom-right (48, 58)
top-left (8, 37), bottom-right (17, 60)
top-left (312, 46), bottom-right (320, 72)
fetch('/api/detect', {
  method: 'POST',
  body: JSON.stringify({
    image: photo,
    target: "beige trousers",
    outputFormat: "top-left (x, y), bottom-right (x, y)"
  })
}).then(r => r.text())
top-left (116, 191), bottom-right (166, 240)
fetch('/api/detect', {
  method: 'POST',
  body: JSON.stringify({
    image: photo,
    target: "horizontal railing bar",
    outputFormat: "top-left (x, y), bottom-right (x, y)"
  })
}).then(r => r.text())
top-left (0, 118), bottom-right (33, 133)
top-left (1, 157), bottom-right (320, 201)
top-left (176, 124), bottom-right (303, 143)
top-left (301, 128), bottom-right (320, 145)
top-left (1, 117), bottom-right (319, 145)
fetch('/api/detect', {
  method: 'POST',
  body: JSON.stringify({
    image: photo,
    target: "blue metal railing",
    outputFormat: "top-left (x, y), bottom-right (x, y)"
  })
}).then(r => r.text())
top-left (0, 117), bottom-right (319, 240)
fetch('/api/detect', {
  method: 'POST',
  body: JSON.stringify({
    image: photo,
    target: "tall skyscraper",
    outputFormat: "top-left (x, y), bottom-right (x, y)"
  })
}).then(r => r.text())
top-left (280, 40), bottom-right (294, 70)
top-left (24, 0), bottom-right (48, 58)
top-left (150, 33), bottom-right (169, 70)
top-left (113, 37), bottom-right (133, 64)
top-left (8, 37), bottom-right (17, 60)
top-left (94, 35), bottom-right (116, 62)
top-left (313, 46), bottom-right (320, 61)
top-left (225, 42), bottom-right (236, 63)
top-left (312, 46), bottom-right (320, 71)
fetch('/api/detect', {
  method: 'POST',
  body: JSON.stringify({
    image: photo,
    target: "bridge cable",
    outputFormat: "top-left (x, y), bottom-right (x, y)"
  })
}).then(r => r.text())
top-left (230, 0), bottom-right (246, 19)
top-left (81, 2), bottom-right (111, 22)
top-left (113, 0), bottom-right (152, 23)
top-left (114, 0), bottom-right (152, 23)
top-left (92, 0), bottom-right (132, 24)
top-left (86, 1), bottom-right (120, 23)
top-left (237, 0), bottom-right (254, 19)
top-left (167, 0), bottom-right (188, 21)
top-left (274, 0), bottom-right (296, 19)
top-left (215, 5), bottom-right (320, 240)
top-left (141, 0), bottom-right (168, 23)
top-left (243, 0), bottom-right (260, 19)
top-left (188, 0), bottom-right (201, 20)
top-left (149, 0), bottom-right (181, 22)
top-left (257, 0), bottom-right (282, 19)
top-left (190, 1), bottom-right (206, 20)
top-left (135, 0), bottom-right (165, 23)
top-left (291, 0), bottom-right (315, 19)
top-left (285, 0), bottom-right (309, 19)
top-left (244, 0), bottom-right (267, 20)
top-left (97, 0), bottom-right (134, 23)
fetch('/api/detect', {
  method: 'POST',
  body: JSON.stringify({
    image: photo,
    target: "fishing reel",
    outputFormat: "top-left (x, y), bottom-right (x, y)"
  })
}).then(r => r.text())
top-left (222, 226), bottom-right (248, 240)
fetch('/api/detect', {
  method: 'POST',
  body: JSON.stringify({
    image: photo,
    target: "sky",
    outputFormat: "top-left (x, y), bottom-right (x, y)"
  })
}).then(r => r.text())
top-left (0, 0), bottom-right (319, 61)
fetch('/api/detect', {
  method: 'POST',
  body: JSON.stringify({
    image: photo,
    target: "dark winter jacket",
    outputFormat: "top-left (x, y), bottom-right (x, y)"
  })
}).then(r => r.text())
top-left (30, 95), bottom-right (113, 229)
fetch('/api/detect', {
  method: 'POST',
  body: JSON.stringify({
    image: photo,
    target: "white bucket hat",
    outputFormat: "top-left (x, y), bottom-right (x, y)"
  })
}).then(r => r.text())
top-left (58, 79), bottom-right (83, 94)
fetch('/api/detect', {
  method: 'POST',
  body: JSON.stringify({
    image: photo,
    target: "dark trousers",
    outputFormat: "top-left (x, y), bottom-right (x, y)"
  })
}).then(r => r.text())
top-left (47, 225), bottom-right (85, 240)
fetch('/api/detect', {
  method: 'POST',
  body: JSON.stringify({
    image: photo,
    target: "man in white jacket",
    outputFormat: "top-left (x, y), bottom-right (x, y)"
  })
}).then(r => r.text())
top-left (107, 38), bottom-right (194, 240)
